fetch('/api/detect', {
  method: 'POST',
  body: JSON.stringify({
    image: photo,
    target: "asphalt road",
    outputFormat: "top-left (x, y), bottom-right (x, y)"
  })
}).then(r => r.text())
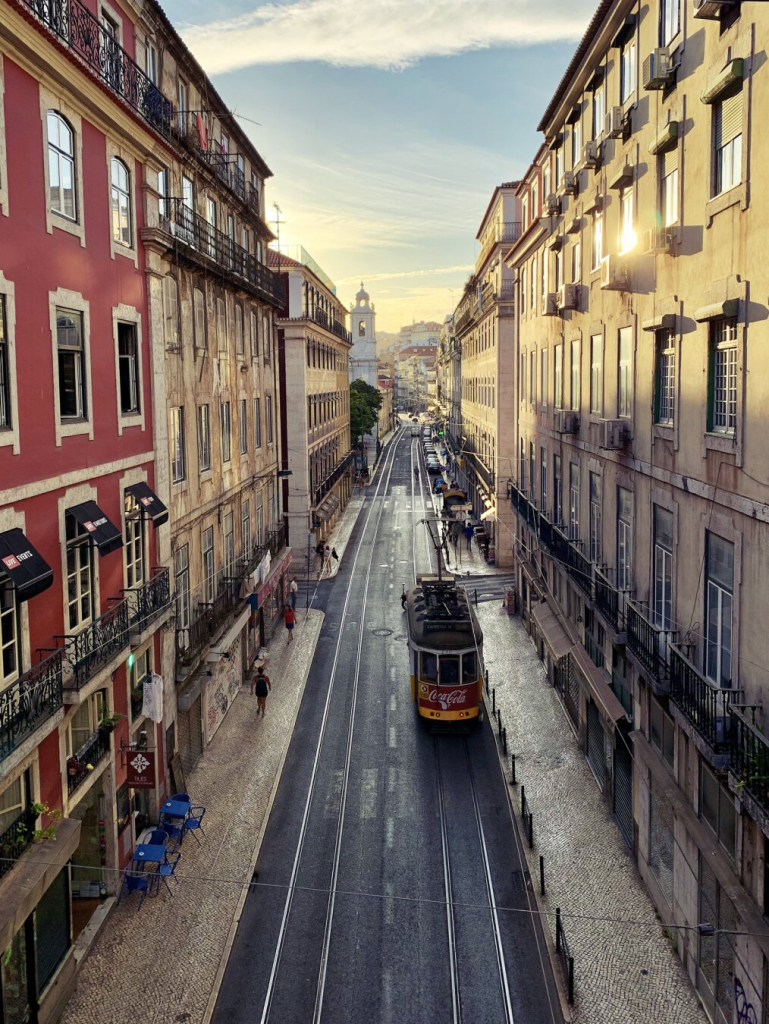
top-left (212, 429), bottom-right (564, 1024)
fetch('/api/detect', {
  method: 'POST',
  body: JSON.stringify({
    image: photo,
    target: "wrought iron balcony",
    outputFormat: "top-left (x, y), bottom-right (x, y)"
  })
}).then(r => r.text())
top-left (267, 523), bottom-right (287, 558)
top-left (0, 807), bottom-right (37, 880)
top-left (160, 199), bottom-right (286, 309)
top-left (177, 582), bottom-right (237, 671)
top-left (594, 567), bottom-right (628, 635)
top-left (550, 526), bottom-right (592, 599)
top-left (730, 706), bottom-right (769, 817)
top-left (67, 728), bottom-right (111, 795)
top-left (669, 645), bottom-right (741, 753)
top-left (60, 601), bottom-right (129, 691)
top-left (313, 451), bottom-right (354, 508)
top-left (20, 0), bottom-right (173, 138)
top-left (1, 650), bottom-right (64, 765)
top-left (124, 567), bottom-right (171, 634)
top-left (626, 599), bottom-right (677, 691)
top-left (478, 221), bottom-right (523, 267)
top-left (584, 631), bottom-right (604, 669)
top-left (305, 307), bottom-right (351, 343)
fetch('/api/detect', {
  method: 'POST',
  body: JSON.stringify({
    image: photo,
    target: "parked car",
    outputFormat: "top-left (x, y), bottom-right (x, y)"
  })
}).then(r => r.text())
top-left (411, 428), bottom-right (419, 436)
top-left (427, 462), bottom-right (441, 475)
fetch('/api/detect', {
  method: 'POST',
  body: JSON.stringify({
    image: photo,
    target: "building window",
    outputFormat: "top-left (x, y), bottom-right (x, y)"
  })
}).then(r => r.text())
top-left (129, 647), bottom-right (151, 722)
top-left (65, 512), bottom-right (93, 630)
top-left (705, 531), bottom-right (733, 688)
top-left (572, 118), bottom-right (582, 167)
top-left (197, 404), bottom-right (211, 473)
top-left (254, 397), bottom-right (262, 449)
top-left (202, 526), bottom-right (215, 603)
top-left (47, 111), bottom-right (76, 220)
top-left (224, 511), bottom-right (235, 581)
top-left (110, 158), bottom-right (131, 246)
top-left (262, 313), bottom-right (271, 363)
top-left (571, 238), bottom-right (581, 283)
top-left (266, 395), bottom-right (274, 444)
top-left (250, 310), bottom-right (259, 358)
top-left (617, 487), bottom-right (633, 592)
top-left (713, 87), bottom-right (743, 197)
top-left (709, 318), bottom-right (737, 434)
top-left (554, 342), bottom-right (563, 409)
top-left (66, 689), bottom-right (106, 756)
top-left (592, 83), bottom-right (605, 140)
top-left (520, 267), bottom-right (526, 314)
top-left (589, 472), bottom-right (601, 563)
top-left (57, 309), bottom-right (86, 420)
top-left (171, 406), bottom-right (185, 483)
top-left (242, 500), bottom-right (251, 562)
top-left (660, 0), bottom-right (680, 45)
top-left (194, 288), bottom-right (207, 350)
top-left (162, 276), bottom-right (179, 347)
top-left (569, 462), bottom-right (580, 540)
top-left (555, 248), bottom-right (564, 291)
top-left (519, 438), bottom-right (526, 492)
top-left (235, 304), bottom-right (245, 356)
top-left (174, 543), bottom-right (190, 630)
top-left (659, 148), bottom-right (679, 227)
top-left (553, 454), bottom-right (562, 524)
top-left (145, 39), bottom-right (158, 83)
top-left (653, 505), bottom-right (674, 630)
top-left (520, 353), bottom-right (526, 403)
top-left (216, 297), bottom-right (226, 350)
top-left (0, 296), bottom-right (10, 430)
top-left (590, 334), bottom-right (602, 415)
top-left (700, 760), bottom-right (735, 858)
top-left (649, 781), bottom-right (674, 906)
top-left (650, 697), bottom-right (674, 768)
top-left (655, 329), bottom-right (676, 425)
top-left (620, 37), bottom-right (636, 103)
top-left (124, 491), bottom-right (145, 589)
top-left (239, 398), bottom-right (247, 455)
top-left (540, 348), bottom-right (548, 409)
top-left (529, 351), bottom-right (536, 407)
top-left (617, 326), bottom-right (632, 418)
top-left (117, 323), bottom-right (140, 415)
top-left (0, 575), bottom-right (19, 685)
top-left (530, 255), bottom-right (537, 312)
top-left (540, 447), bottom-right (548, 513)
top-left (619, 188), bottom-right (634, 254)
top-left (592, 210), bottom-right (603, 270)
top-left (220, 401), bottom-right (231, 463)
top-left (570, 339), bottom-right (580, 411)
top-left (529, 441), bottom-right (536, 500)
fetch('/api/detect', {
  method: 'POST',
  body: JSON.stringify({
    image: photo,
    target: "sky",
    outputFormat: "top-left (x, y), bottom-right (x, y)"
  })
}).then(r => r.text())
top-left (161, 0), bottom-right (596, 332)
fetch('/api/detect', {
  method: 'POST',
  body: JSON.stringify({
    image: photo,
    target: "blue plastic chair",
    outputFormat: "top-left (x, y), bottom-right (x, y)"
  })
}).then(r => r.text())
top-left (155, 851), bottom-right (182, 895)
top-left (145, 829), bottom-right (169, 846)
top-left (117, 870), bottom-right (151, 907)
top-left (182, 806), bottom-right (206, 846)
top-left (158, 816), bottom-right (184, 847)
top-left (171, 793), bottom-right (190, 802)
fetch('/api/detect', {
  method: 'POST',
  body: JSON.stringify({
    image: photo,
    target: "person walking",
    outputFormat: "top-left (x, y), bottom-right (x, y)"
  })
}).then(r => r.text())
top-left (323, 545), bottom-right (332, 575)
top-left (289, 576), bottom-right (298, 611)
top-left (464, 523), bottom-right (474, 551)
top-left (283, 603), bottom-right (296, 642)
top-left (253, 666), bottom-right (271, 717)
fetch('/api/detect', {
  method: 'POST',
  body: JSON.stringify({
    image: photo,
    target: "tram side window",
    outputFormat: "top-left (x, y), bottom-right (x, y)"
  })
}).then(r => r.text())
top-left (462, 651), bottom-right (477, 683)
top-left (420, 652), bottom-right (437, 682)
top-left (440, 656), bottom-right (460, 686)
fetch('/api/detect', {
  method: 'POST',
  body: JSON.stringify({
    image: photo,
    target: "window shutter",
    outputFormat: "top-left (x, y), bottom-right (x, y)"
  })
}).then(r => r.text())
top-left (163, 277), bottom-right (178, 345)
top-left (36, 868), bottom-right (70, 990)
top-left (661, 145), bottom-right (678, 177)
top-left (715, 88), bottom-right (742, 148)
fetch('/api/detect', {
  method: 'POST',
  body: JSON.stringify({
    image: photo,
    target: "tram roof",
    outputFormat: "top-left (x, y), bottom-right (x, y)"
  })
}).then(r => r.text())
top-left (406, 576), bottom-right (483, 650)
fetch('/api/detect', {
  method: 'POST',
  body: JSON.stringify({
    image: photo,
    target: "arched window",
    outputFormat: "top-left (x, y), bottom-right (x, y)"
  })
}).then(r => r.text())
top-left (47, 111), bottom-right (76, 220)
top-left (110, 157), bottom-right (131, 246)
top-left (358, 320), bottom-right (366, 337)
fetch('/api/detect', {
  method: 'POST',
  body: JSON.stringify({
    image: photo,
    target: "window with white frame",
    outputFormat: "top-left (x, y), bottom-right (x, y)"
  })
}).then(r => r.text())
top-left (713, 87), bottom-right (742, 197)
top-left (262, 313), bottom-right (271, 362)
top-left (529, 351), bottom-right (536, 407)
top-left (617, 487), bottom-right (633, 591)
top-left (0, 574), bottom-right (19, 686)
top-left (529, 442), bottom-right (536, 500)
top-left (124, 490), bottom-right (145, 589)
top-left (194, 288), bottom-right (206, 349)
top-left (659, 147), bottom-right (679, 227)
top-left (250, 309), bottom-right (259, 358)
top-left (110, 158), bottom-right (132, 247)
top-left (174, 543), bottom-right (190, 630)
top-left (554, 342), bottom-right (563, 408)
top-left (254, 396), bottom-right (262, 449)
top-left (553, 454), bottom-right (562, 524)
top-left (197, 404), bottom-right (211, 472)
top-left (572, 238), bottom-right (581, 283)
top-left (242, 499), bottom-right (251, 561)
top-left (592, 82), bottom-right (605, 140)
top-left (171, 406), bottom-right (185, 483)
top-left (540, 446), bottom-right (548, 512)
top-left (572, 118), bottom-right (582, 167)
top-left (162, 276), bottom-right (179, 347)
top-left (590, 334), bottom-right (602, 415)
top-left (117, 322), bottom-right (140, 415)
top-left (569, 462), bottom-right (580, 540)
top-left (704, 531), bottom-right (733, 688)
top-left (57, 309), bottom-right (87, 420)
top-left (216, 297), bottom-right (226, 350)
top-left (531, 179), bottom-right (539, 218)
top-left (65, 511), bottom-right (93, 630)
top-left (47, 111), bottom-right (77, 220)
top-left (620, 37), bottom-right (636, 103)
top-left (543, 163), bottom-right (551, 201)
top-left (66, 690), bottom-right (106, 757)
top-left (202, 526), bottom-right (215, 603)
top-left (235, 304), bottom-right (244, 356)
top-left (522, 194), bottom-right (529, 231)
top-left (653, 505), bottom-right (673, 630)
top-left (256, 493), bottom-right (264, 546)
top-left (589, 471), bottom-right (602, 563)
top-left (520, 353), bottom-right (526, 403)
top-left (144, 39), bottom-right (158, 84)
top-left (220, 401), bottom-right (231, 463)
top-left (266, 395), bottom-right (274, 444)
top-left (709, 318), bottom-right (737, 434)
top-left (521, 267), bottom-right (527, 314)
top-left (619, 188), bottom-right (634, 254)
top-left (540, 348), bottom-right (548, 408)
top-left (555, 145), bottom-right (564, 187)
top-left (239, 398), bottom-right (247, 455)
top-left (530, 255), bottom-right (537, 312)
top-left (660, 0), bottom-right (680, 45)
top-left (618, 326), bottom-right (632, 418)
top-left (129, 647), bottom-right (151, 722)
top-left (223, 511), bottom-right (235, 580)
top-left (592, 210), bottom-right (603, 270)
top-left (0, 296), bottom-right (10, 430)
top-left (555, 248), bottom-right (564, 290)
top-left (570, 339), bottom-right (580, 411)
top-left (655, 329), bottom-right (676, 425)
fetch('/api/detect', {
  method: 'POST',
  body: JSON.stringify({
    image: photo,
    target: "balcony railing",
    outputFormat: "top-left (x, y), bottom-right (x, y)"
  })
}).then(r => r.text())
top-left (594, 567), bottom-right (627, 634)
top-left (124, 567), bottom-right (171, 634)
top-left (60, 601), bottom-right (129, 691)
top-left (0, 808), bottom-right (37, 880)
top-left (478, 221), bottom-right (523, 267)
top-left (730, 707), bottom-right (769, 817)
top-left (669, 645), bottom-right (741, 753)
top-left (306, 307), bottom-right (351, 343)
top-left (313, 451), bottom-right (354, 508)
top-left (1, 650), bottom-right (64, 765)
top-left (67, 728), bottom-right (111, 795)
top-left (584, 631), bottom-right (604, 669)
top-left (161, 199), bottom-right (286, 309)
top-left (20, 0), bottom-right (173, 138)
top-left (550, 527), bottom-right (592, 599)
top-left (267, 523), bottom-right (287, 558)
top-left (626, 599), bottom-right (677, 688)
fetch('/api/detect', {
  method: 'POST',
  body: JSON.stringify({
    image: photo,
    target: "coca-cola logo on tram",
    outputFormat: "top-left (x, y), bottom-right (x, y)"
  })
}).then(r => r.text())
top-left (418, 683), bottom-right (475, 712)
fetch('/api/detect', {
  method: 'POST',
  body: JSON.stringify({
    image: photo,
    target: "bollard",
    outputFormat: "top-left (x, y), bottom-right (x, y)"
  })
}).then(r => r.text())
top-left (520, 785), bottom-right (525, 820)
top-left (555, 908), bottom-right (562, 953)
top-left (539, 855), bottom-right (545, 895)
top-left (474, 588), bottom-right (478, 605)
top-left (528, 812), bottom-right (533, 849)
top-left (502, 727), bottom-right (507, 756)
top-left (510, 753), bottom-right (517, 785)
top-left (568, 956), bottom-right (574, 1004)
top-left (492, 688), bottom-right (496, 714)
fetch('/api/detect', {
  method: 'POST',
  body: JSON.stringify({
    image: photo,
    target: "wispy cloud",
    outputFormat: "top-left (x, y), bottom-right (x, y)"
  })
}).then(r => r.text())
top-left (337, 264), bottom-right (472, 284)
top-left (181, 0), bottom-right (594, 73)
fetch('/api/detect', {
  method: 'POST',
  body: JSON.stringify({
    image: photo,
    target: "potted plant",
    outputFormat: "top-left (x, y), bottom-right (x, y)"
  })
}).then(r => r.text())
top-left (98, 713), bottom-right (123, 735)
top-left (30, 803), bottom-right (62, 843)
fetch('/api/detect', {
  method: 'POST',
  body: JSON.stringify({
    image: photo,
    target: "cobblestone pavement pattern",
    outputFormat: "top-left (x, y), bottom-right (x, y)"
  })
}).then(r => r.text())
top-left (477, 602), bottom-right (708, 1024)
top-left (61, 610), bottom-right (324, 1024)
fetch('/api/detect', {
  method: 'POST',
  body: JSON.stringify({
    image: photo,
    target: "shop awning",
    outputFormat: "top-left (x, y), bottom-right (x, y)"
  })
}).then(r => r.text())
top-left (531, 603), bottom-right (573, 660)
top-left (0, 529), bottom-right (54, 602)
top-left (572, 644), bottom-right (629, 724)
top-left (126, 482), bottom-right (169, 528)
top-left (67, 501), bottom-right (123, 555)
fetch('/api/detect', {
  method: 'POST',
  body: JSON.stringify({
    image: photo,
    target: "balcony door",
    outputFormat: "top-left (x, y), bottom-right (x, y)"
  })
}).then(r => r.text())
top-left (180, 176), bottom-right (195, 244)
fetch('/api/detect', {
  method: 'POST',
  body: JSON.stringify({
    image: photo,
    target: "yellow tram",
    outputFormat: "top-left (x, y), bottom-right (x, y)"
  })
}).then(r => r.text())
top-left (406, 575), bottom-right (484, 726)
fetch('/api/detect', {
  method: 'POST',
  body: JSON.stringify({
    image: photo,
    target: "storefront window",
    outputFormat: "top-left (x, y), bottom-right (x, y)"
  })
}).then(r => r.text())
top-left (116, 781), bottom-right (130, 834)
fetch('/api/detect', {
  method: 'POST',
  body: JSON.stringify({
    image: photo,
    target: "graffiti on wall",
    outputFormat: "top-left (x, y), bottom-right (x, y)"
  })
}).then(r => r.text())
top-left (735, 979), bottom-right (757, 1024)
top-left (206, 636), bottom-right (242, 741)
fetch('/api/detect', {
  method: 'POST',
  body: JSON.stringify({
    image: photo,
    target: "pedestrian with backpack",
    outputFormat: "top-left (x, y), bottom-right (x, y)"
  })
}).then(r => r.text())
top-left (252, 666), bottom-right (271, 717)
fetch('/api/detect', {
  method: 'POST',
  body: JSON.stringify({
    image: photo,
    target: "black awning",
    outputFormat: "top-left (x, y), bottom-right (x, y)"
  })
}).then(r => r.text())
top-left (67, 501), bottom-right (123, 555)
top-left (0, 529), bottom-right (54, 602)
top-left (126, 482), bottom-right (169, 528)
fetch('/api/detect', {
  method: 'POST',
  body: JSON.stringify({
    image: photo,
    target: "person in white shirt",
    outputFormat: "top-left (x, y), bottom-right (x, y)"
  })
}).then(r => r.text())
top-left (289, 577), bottom-right (298, 611)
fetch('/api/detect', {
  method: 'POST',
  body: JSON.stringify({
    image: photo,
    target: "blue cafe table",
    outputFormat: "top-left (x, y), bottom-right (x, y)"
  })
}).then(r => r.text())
top-left (160, 798), bottom-right (190, 820)
top-left (132, 844), bottom-right (167, 869)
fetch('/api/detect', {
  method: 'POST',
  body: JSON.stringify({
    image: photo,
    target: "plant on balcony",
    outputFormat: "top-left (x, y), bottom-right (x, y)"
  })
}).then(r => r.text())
top-left (98, 714), bottom-right (123, 735)
top-left (67, 756), bottom-right (91, 776)
top-left (30, 803), bottom-right (62, 844)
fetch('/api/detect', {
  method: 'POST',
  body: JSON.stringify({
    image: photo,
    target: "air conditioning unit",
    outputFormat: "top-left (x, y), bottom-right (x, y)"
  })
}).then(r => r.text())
top-left (560, 171), bottom-right (578, 196)
top-left (643, 226), bottom-right (674, 254)
top-left (643, 47), bottom-right (672, 90)
top-left (583, 141), bottom-right (601, 169)
top-left (600, 255), bottom-right (629, 291)
top-left (555, 410), bottom-right (579, 434)
top-left (693, 0), bottom-right (734, 19)
top-left (544, 292), bottom-right (559, 316)
top-left (606, 106), bottom-right (625, 140)
top-left (557, 284), bottom-right (578, 310)
top-left (600, 419), bottom-right (630, 450)
top-left (544, 193), bottom-right (560, 216)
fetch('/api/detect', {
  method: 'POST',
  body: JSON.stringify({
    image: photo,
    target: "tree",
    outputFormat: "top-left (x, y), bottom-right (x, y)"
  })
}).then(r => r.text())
top-left (349, 379), bottom-right (382, 442)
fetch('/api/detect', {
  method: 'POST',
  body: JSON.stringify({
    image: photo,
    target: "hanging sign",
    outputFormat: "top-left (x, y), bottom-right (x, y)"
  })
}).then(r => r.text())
top-left (127, 750), bottom-right (156, 789)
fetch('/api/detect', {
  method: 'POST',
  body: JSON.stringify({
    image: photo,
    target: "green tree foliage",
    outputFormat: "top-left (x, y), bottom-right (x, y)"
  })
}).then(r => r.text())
top-left (349, 379), bottom-right (382, 441)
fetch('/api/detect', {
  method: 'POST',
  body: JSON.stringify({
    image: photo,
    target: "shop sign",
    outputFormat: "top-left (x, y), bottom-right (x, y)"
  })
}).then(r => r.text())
top-left (127, 750), bottom-right (156, 789)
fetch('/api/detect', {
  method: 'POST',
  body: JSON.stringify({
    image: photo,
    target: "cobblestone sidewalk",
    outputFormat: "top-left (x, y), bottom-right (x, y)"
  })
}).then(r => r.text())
top-left (61, 611), bottom-right (324, 1024)
top-left (477, 603), bottom-right (707, 1024)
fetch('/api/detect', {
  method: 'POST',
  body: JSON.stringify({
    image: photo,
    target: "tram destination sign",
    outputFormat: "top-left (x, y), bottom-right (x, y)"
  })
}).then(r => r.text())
top-left (452, 503), bottom-right (473, 515)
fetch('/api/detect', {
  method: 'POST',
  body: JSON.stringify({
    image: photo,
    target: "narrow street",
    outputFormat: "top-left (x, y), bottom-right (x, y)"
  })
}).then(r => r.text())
top-left (212, 428), bottom-right (564, 1024)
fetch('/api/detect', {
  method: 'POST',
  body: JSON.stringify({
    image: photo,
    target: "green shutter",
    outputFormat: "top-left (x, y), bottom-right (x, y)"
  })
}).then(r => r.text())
top-left (715, 88), bottom-right (743, 148)
top-left (35, 867), bottom-right (70, 992)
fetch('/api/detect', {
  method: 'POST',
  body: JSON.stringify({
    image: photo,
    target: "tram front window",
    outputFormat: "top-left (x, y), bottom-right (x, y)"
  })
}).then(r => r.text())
top-left (439, 656), bottom-right (460, 686)
top-left (462, 651), bottom-right (477, 682)
top-left (420, 651), bottom-right (438, 682)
